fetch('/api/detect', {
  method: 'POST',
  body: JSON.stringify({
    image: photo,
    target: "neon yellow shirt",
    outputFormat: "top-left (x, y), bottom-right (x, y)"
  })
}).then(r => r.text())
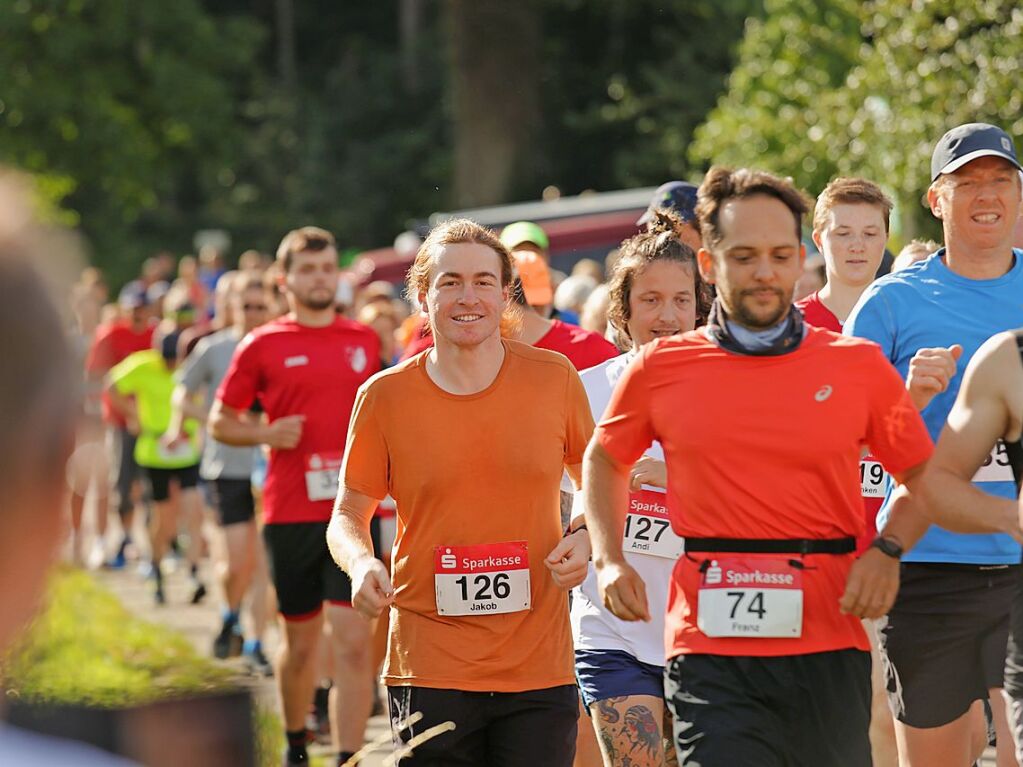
top-left (109, 350), bottom-right (200, 469)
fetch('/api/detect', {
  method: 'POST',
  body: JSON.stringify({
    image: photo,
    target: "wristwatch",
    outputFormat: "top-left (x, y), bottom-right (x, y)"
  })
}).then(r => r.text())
top-left (870, 536), bottom-right (904, 560)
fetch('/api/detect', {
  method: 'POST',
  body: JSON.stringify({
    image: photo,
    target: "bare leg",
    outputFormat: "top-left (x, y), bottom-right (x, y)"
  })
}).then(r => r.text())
top-left (895, 707), bottom-right (975, 767)
top-left (990, 688), bottom-right (1020, 767)
top-left (325, 604), bottom-right (373, 755)
top-left (590, 695), bottom-right (668, 767)
top-left (277, 612), bottom-right (324, 731)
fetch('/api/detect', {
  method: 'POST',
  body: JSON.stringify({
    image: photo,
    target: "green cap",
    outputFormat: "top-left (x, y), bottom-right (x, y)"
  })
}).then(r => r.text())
top-left (499, 221), bottom-right (549, 252)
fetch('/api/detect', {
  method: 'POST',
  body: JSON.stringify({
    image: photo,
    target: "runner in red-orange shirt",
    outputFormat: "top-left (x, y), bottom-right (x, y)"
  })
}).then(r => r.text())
top-left (583, 167), bottom-right (933, 766)
top-left (210, 227), bottom-right (380, 767)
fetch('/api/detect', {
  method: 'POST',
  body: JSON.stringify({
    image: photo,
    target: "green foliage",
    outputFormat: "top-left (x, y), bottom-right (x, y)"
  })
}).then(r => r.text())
top-left (692, 0), bottom-right (1023, 238)
top-left (545, 0), bottom-right (759, 191)
top-left (1, 0), bottom-right (758, 286)
top-left (0, 0), bottom-right (263, 285)
top-left (2, 568), bottom-right (234, 706)
top-left (691, 0), bottom-right (862, 193)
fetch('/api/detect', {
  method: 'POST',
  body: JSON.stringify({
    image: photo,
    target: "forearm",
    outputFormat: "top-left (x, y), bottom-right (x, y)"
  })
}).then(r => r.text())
top-left (583, 443), bottom-right (630, 567)
top-left (209, 407), bottom-right (266, 446)
top-left (922, 466), bottom-right (1017, 535)
top-left (327, 508), bottom-right (376, 577)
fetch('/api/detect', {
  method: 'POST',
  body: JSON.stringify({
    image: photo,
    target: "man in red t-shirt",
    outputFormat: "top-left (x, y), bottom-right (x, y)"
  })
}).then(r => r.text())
top-left (583, 167), bottom-right (933, 766)
top-left (84, 286), bottom-right (155, 566)
top-left (210, 227), bottom-right (380, 767)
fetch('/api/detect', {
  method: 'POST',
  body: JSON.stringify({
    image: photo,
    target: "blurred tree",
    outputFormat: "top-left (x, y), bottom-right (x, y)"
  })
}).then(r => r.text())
top-left (691, 0), bottom-right (1023, 241)
top-left (818, 0), bottom-right (1023, 238)
top-left (543, 0), bottom-right (759, 195)
top-left (448, 0), bottom-right (544, 207)
top-left (0, 0), bottom-right (263, 286)
top-left (689, 0), bottom-right (861, 195)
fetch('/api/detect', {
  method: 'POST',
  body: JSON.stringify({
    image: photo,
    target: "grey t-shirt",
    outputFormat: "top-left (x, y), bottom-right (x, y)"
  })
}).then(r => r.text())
top-left (176, 328), bottom-right (256, 480)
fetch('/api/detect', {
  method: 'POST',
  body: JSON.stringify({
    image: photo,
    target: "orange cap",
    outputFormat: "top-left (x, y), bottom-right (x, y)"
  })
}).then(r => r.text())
top-left (512, 250), bottom-right (553, 306)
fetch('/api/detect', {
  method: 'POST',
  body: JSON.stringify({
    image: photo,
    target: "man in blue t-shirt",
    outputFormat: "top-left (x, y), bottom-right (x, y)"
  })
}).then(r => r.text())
top-left (846, 122), bottom-right (1023, 766)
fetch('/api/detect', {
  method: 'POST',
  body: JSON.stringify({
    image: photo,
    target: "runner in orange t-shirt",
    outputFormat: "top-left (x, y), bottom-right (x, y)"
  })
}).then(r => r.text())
top-left (583, 167), bottom-right (934, 767)
top-left (328, 219), bottom-right (593, 766)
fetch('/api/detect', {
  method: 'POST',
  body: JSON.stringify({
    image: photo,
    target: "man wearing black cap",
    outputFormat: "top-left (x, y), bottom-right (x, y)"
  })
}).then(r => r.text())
top-left (846, 122), bottom-right (1023, 766)
top-left (638, 181), bottom-right (702, 251)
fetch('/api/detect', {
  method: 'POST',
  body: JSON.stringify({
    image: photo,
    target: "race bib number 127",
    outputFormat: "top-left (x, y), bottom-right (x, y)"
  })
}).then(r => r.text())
top-left (623, 488), bottom-right (684, 559)
top-left (434, 541), bottom-right (530, 616)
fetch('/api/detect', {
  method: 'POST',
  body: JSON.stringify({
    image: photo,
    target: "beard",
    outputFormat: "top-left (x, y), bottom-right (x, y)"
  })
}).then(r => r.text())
top-left (295, 287), bottom-right (336, 312)
top-left (724, 286), bottom-right (791, 329)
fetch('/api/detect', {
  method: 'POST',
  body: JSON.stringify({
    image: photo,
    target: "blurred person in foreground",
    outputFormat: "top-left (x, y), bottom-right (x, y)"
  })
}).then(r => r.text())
top-left (0, 172), bottom-right (134, 764)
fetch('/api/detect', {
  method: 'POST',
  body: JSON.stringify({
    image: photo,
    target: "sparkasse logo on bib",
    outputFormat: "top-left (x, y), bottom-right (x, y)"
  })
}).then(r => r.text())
top-left (440, 549), bottom-right (457, 569)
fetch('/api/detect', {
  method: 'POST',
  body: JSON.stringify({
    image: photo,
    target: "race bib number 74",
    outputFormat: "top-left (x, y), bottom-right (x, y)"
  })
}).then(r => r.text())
top-left (697, 556), bottom-right (803, 638)
top-left (434, 541), bottom-right (530, 616)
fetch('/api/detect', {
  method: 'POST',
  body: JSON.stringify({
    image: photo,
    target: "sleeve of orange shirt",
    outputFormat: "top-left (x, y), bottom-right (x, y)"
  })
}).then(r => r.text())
top-left (863, 345), bottom-right (934, 476)
top-left (564, 365), bottom-right (596, 466)
top-left (593, 347), bottom-right (656, 468)
top-left (341, 384), bottom-right (389, 501)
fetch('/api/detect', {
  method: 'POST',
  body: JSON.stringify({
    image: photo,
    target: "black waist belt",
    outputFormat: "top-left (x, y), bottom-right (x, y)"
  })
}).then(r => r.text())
top-left (684, 537), bottom-right (856, 555)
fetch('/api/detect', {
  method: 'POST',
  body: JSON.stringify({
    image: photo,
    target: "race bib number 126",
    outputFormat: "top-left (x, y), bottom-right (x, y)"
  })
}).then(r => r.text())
top-left (434, 541), bottom-right (530, 616)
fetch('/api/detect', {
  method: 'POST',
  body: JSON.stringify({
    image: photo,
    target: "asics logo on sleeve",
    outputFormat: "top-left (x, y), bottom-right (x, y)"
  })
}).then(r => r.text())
top-left (814, 385), bottom-right (833, 402)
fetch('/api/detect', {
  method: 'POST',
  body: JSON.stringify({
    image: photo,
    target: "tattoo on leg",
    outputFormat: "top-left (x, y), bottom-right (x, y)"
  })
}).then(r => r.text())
top-left (621, 705), bottom-right (660, 756)
top-left (600, 728), bottom-right (617, 762)
top-left (598, 696), bottom-right (626, 724)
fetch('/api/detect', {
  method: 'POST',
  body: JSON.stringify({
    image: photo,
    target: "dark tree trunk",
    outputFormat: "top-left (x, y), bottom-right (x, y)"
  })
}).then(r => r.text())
top-left (447, 0), bottom-right (544, 207)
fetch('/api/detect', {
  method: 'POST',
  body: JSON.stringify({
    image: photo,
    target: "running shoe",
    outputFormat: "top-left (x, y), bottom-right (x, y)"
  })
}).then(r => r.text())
top-left (150, 564), bottom-right (165, 606)
top-left (244, 646), bottom-right (274, 677)
top-left (212, 622), bottom-right (244, 659)
top-left (190, 581), bottom-right (208, 605)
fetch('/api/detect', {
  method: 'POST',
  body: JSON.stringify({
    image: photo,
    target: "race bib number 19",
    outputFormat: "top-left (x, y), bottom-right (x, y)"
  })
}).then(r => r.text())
top-left (624, 489), bottom-right (684, 559)
top-left (305, 452), bottom-right (343, 501)
top-left (434, 541), bottom-right (530, 616)
top-left (697, 556), bottom-right (803, 638)
top-left (860, 459), bottom-right (887, 499)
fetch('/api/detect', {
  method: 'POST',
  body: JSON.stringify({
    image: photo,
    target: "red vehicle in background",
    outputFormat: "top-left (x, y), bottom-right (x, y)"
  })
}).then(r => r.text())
top-left (349, 186), bottom-right (656, 286)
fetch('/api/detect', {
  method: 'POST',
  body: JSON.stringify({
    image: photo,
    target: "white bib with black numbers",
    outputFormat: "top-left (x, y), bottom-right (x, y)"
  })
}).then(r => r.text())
top-left (972, 440), bottom-right (1014, 483)
top-left (623, 488), bottom-right (684, 560)
top-left (304, 451), bottom-right (343, 502)
top-left (697, 556), bottom-right (803, 638)
top-left (434, 541), bottom-right (531, 616)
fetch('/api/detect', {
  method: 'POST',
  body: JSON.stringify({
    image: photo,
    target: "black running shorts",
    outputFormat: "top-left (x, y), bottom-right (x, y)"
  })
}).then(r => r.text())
top-left (146, 464), bottom-right (200, 502)
top-left (387, 684), bottom-right (577, 766)
top-left (209, 477), bottom-right (255, 527)
top-left (664, 649), bottom-right (871, 767)
top-left (263, 518), bottom-right (381, 619)
top-left (879, 562), bottom-right (1016, 728)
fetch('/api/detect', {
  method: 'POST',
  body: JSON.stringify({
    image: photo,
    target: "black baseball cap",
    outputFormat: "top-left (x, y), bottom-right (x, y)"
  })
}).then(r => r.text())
top-left (637, 181), bottom-right (699, 226)
top-left (931, 122), bottom-right (1022, 181)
